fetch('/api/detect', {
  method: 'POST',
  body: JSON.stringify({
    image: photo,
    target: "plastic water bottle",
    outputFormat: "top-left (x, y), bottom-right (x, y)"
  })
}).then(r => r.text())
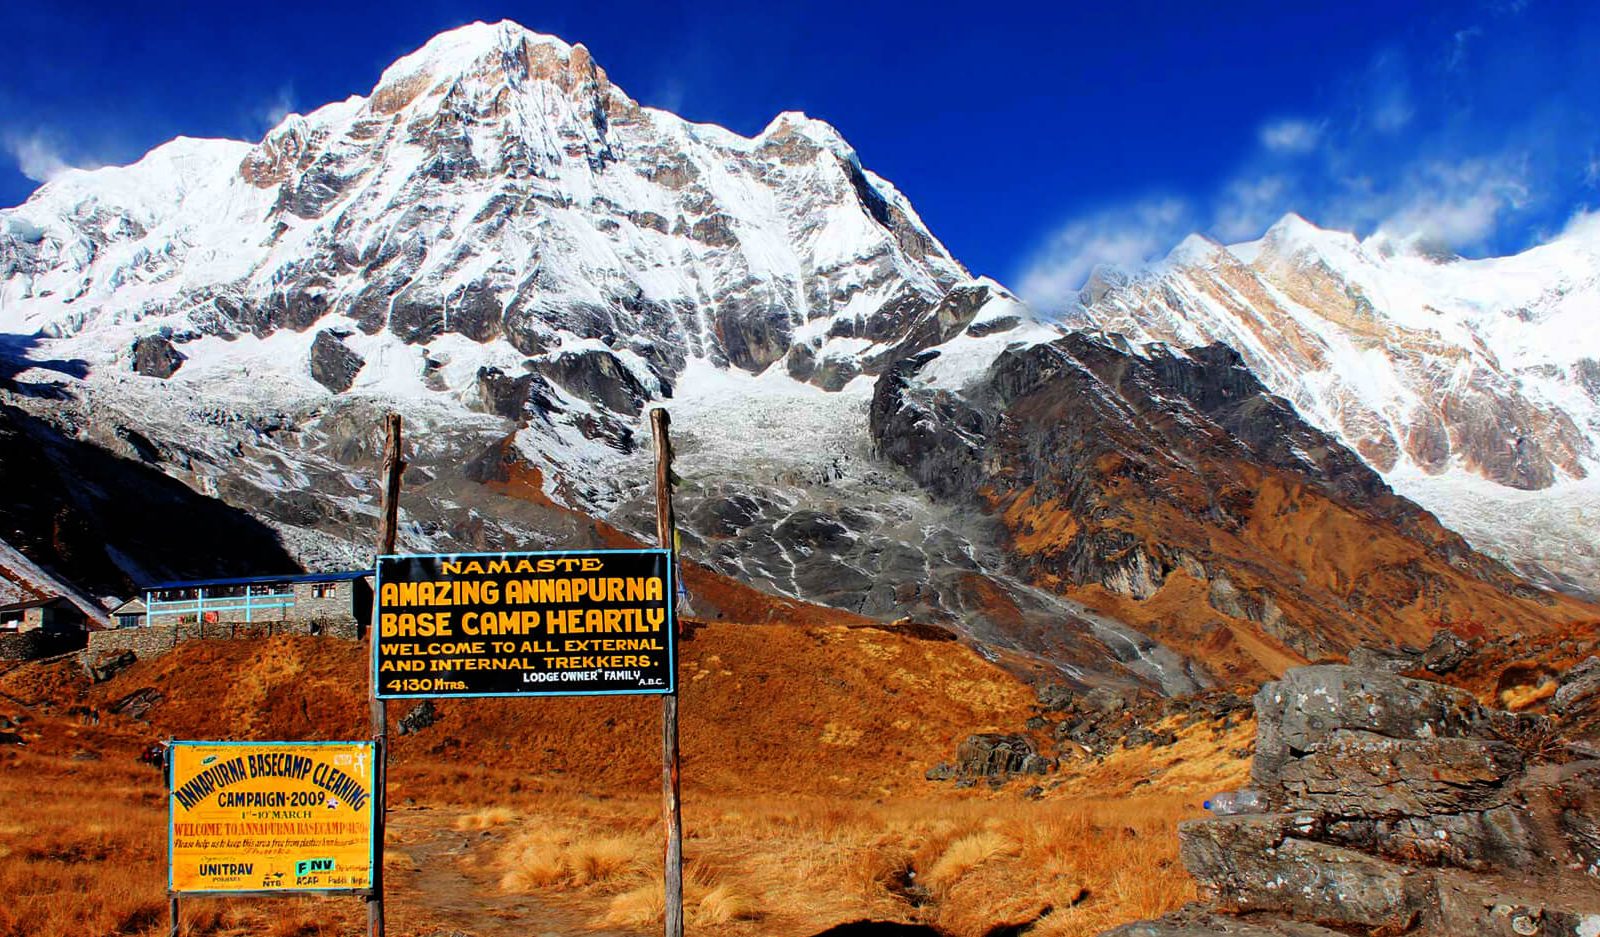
top-left (1203, 789), bottom-right (1264, 815)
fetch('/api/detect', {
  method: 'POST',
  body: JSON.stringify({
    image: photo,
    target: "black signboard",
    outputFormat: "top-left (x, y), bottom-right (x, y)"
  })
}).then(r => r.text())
top-left (373, 550), bottom-right (675, 699)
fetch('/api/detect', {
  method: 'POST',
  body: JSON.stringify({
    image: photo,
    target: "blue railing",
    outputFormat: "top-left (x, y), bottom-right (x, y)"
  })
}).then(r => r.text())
top-left (144, 589), bottom-right (296, 626)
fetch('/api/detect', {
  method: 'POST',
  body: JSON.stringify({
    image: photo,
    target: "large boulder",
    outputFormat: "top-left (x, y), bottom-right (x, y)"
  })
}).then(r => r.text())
top-left (308, 329), bottom-right (365, 393)
top-left (475, 366), bottom-right (559, 422)
top-left (1554, 657), bottom-right (1600, 717)
top-left (1275, 730), bottom-right (1522, 817)
top-left (131, 335), bottom-right (184, 378)
top-left (1180, 813), bottom-right (1428, 932)
top-left (1251, 665), bottom-right (1504, 795)
top-left (1101, 664), bottom-right (1600, 937)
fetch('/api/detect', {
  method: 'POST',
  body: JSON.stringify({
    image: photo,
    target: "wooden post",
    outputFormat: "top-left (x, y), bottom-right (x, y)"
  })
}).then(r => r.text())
top-left (167, 743), bottom-right (179, 937)
top-left (651, 408), bottom-right (684, 937)
top-left (368, 413), bottom-right (404, 937)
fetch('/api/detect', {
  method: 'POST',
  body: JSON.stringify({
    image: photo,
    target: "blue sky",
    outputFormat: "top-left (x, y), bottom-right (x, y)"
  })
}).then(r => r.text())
top-left (3, 0), bottom-right (1598, 307)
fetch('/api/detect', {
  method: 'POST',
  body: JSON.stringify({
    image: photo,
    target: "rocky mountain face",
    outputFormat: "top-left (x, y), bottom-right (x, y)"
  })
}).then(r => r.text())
top-left (869, 329), bottom-right (1594, 682)
top-left (1105, 662), bottom-right (1600, 936)
top-left (0, 396), bottom-right (297, 602)
top-left (1071, 215), bottom-right (1600, 596)
top-left (0, 21), bottom-right (1593, 693)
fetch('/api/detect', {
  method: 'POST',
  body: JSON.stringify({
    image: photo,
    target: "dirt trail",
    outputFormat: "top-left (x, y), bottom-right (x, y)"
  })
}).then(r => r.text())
top-left (387, 808), bottom-right (632, 937)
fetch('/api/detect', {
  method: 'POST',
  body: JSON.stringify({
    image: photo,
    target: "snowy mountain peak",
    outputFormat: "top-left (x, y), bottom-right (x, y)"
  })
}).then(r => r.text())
top-left (372, 20), bottom-right (586, 94)
top-left (1258, 211), bottom-right (1362, 262)
top-left (1074, 210), bottom-right (1600, 594)
top-left (1163, 232), bottom-right (1227, 268)
top-left (0, 15), bottom-right (976, 506)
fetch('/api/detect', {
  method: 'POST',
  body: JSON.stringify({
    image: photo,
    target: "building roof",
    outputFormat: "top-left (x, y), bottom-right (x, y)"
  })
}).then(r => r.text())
top-left (143, 570), bottom-right (369, 591)
top-left (0, 595), bottom-right (71, 614)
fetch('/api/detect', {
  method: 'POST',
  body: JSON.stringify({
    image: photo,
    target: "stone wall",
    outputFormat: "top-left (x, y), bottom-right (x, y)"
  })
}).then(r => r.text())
top-left (0, 629), bottom-right (87, 660)
top-left (84, 615), bottom-right (359, 661)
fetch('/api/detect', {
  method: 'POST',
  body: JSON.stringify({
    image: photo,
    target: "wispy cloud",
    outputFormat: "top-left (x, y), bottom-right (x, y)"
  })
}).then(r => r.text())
top-left (1361, 156), bottom-right (1531, 247)
top-left (3, 131), bottom-right (76, 183)
top-left (1259, 119), bottom-right (1321, 154)
top-left (1447, 26), bottom-right (1483, 71)
top-left (1213, 174), bottom-right (1293, 242)
top-left (1017, 197), bottom-right (1193, 310)
top-left (252, 85), bottom-right (296, 134)
top-left (1016, 11), bottom-right (1588, 305)
top-left (1364, 51), bottom-right (1415, 133)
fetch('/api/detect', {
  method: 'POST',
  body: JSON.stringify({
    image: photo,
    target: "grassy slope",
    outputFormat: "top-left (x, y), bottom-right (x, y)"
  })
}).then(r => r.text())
top-left (0, 603), bottom-right (1249, 937)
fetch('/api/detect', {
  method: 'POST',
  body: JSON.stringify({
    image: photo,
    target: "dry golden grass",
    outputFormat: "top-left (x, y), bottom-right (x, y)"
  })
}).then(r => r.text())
top-left (923, 830), bottom-right (1019, 890)
top-left (1500, 678), bottom-right (1559, 711)
top-left (498, 822), bottom-right (651, 893)
top-left (0, 612), bottom-right (1251, 937)
top-left (465, 789), bottom-right (1208, 937)
top-left (455, 806), bottom-right (515, 830)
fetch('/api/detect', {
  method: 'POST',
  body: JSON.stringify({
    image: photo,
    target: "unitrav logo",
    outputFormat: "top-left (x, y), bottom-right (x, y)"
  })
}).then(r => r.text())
top-left (199, 863), bottom-right (252, 876)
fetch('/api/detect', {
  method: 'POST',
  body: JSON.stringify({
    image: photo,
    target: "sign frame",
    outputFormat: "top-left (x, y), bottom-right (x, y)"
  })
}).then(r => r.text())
top-left (371, 547), bottom-right (678, 701)
top-left (166, 739), bottom-right (378, 897)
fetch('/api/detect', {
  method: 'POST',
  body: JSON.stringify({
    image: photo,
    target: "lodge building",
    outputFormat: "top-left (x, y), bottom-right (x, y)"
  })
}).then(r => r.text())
top-left (107, 571), bottom-right (372, 632)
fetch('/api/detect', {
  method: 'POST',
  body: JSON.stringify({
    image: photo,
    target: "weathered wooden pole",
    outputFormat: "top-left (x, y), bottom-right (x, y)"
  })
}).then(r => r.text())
top-left (167, 743), bottom-right (179, 937)
top-left (650, 407), bottom-right (684, 937)
top-left (369, 413), bottom-right (404, 937)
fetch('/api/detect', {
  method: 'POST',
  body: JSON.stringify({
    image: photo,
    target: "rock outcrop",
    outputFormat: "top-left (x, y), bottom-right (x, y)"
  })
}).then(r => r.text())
top-left (925, 733), bottom-right (1053, 786)
top-left (307, 329), bottom-right (365, 393)
top-left (131, 335), bottom-right (184, 378)
top-left (1102, 663), bottom-right (1600, 936)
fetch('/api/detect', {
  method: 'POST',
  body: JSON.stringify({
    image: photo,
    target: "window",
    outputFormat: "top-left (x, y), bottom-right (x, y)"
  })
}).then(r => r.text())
top-left (313, 583), bottom-right (339, 598)
top-left (118, 614), bottom-right (142, 629)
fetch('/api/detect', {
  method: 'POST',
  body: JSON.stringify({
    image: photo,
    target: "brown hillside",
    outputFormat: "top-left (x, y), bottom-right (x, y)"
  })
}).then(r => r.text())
top-left (77, 621), bottom-right (1033, 797)
top-left (970, 339), bottom-right (1600, 684)
top-left (0, 590), bottom-right (1250, 937)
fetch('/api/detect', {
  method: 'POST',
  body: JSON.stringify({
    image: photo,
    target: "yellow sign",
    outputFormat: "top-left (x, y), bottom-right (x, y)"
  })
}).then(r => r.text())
top-left (168, 741), bottom-right (375, 894)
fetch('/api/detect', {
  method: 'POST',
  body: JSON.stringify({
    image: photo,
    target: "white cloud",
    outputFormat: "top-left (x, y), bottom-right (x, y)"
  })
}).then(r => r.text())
top-left (1213, 175), bottom-right (1293, 242)
top-left (1362, 50), bottom-right (1414, 133)
top-left (3, 132), bottom-right (74, 183)
top-left (1016, 197), bottom-right (1193, 310)
top-left (1259, 119), bottom-right (1321, 154)
top-left (1559, 207), bottom-right (1600, 241)
top-left (253, 86), bottom-right (296, 133)
top-left (1363, 157), bottom-right (1530, 247)
top-left (1013, 10), bottom-right (1585, 290)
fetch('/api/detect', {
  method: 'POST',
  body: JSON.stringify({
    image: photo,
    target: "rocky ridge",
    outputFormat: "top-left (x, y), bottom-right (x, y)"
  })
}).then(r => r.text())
top-left (1071, 216), bottom-right (1600, 595)
top-left (868, 329), bottom-right (1594, 681)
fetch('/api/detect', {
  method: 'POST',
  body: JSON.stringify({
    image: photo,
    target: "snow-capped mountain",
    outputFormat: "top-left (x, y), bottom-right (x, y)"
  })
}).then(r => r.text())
top-left (2, 21), bottom-right (1182, 688)
top-left (0, 21), bottom-right (1590, 689)
top-left (1, 21), bottom-right (965, 398)
top-left (1069, 213), bottom-right (1600, 595)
